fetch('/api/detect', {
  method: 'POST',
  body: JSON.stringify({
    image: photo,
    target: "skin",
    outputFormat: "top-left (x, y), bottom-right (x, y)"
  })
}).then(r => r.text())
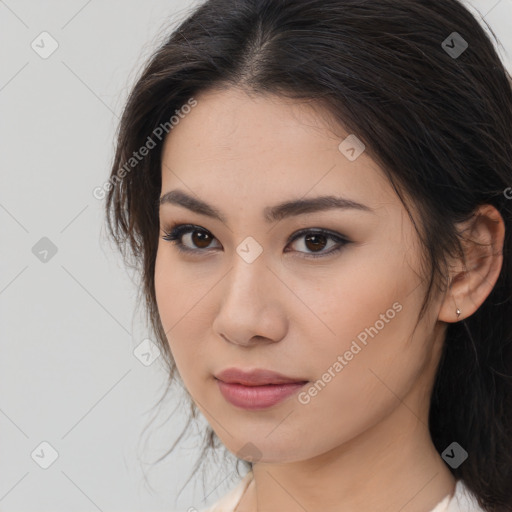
top-left (154, 87), bottom-right (505, 512)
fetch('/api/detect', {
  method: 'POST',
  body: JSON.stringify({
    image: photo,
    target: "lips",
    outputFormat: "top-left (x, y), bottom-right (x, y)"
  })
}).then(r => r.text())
top-left (214, 368), bottom-right (309, 410)
top-left (214, 367), bottom-right (308, 386)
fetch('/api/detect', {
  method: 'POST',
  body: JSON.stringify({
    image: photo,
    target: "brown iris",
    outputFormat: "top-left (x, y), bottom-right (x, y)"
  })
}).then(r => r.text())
top-left (303, 233), bottom-right (327, 252)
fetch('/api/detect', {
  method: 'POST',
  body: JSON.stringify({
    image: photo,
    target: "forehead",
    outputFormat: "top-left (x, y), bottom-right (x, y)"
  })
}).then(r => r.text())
top-left (160, 87), bottom-right (397, 213)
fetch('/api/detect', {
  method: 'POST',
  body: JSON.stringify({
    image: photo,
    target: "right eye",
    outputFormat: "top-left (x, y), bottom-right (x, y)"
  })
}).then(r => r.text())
top-left (161, 223), bottom-right (221, 254)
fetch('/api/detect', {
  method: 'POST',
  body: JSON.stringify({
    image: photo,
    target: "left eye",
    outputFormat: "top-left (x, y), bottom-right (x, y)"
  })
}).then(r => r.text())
top-left (161, 224), bottom-right (350, 259)
top-left (285, 229), bottom-right (349, 258)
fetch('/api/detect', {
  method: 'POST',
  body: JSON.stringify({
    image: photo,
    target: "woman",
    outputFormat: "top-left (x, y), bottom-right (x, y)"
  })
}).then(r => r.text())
top-left (104, 0), bottom-right (512, 510)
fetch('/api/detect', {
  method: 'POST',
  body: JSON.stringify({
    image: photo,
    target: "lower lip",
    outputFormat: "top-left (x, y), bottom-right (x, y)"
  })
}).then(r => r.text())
top-left (216, 379), bottom-right (308, 410)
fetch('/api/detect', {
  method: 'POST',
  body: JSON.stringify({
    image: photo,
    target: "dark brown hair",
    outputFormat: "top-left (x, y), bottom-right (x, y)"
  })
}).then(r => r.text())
top-left (104, 0), bottom-right (512, 509)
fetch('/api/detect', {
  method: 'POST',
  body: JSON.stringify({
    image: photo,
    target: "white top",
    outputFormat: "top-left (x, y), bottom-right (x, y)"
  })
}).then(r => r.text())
top-left (195, 471), bottom-right (485, 512)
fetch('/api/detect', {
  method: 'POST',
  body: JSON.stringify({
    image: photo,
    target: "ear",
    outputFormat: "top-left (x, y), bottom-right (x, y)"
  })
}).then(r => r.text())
top-left (438, 204), bottom-right (505, 323)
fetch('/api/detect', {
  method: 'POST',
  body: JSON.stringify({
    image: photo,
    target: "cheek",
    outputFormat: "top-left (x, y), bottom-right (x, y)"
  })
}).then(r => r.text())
top-left (154, 249), bottom-right (176, 327)
top-left (154, 248), bottom-right (212, 385)
top-left (281, 312), bottom-right (424, 460)
top-left (154, 247), bottom-right (198, 326)
top-left (292, 249), bottom-right (409, 361)
top-left (154, 249), bottom-right (190, 365)
top-left (287, 253), bottom-right (426, 425)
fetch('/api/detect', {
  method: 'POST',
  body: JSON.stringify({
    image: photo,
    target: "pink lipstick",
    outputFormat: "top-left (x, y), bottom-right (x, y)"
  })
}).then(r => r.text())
top-left (214, 368), bottom-right (308, 410)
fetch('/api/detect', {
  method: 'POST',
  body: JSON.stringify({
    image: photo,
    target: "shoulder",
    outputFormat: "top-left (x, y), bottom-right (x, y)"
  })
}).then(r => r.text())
top-left (444, 480), bottom-right (485, 512)
top-left (182, 475), bottom-right (485, 512)
top-left (193, 471), bottom-right (254, 512)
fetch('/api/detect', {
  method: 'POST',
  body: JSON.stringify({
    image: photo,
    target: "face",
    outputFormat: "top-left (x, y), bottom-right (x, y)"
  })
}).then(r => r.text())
top-left (155, 87), bottom-right (446, 464)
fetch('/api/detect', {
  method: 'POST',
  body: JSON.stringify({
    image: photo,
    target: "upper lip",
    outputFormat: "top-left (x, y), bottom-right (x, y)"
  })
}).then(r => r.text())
top-left (215, 367), bottom-right (308, 386)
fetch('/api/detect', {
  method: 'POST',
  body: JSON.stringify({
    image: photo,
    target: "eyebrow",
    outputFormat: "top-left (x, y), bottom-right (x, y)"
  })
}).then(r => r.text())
top-left (158, 189), bottom-right (375, 224)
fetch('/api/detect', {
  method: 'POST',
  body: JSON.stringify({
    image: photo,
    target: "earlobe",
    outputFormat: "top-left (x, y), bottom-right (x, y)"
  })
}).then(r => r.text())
top-left (438, 204), bottom-right (505, 323)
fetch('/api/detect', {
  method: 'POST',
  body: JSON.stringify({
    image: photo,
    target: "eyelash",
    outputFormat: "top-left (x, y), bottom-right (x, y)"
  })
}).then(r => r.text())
top-left (160, 223), bottom-right (350, 259)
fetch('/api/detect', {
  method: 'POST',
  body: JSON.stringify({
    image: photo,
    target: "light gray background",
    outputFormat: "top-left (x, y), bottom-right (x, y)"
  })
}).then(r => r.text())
top-left (1, 1), bottom-right (511, 511)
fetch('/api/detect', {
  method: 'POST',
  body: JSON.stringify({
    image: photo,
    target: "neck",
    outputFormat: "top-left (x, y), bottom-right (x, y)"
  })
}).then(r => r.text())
top-left (237, 390), bottom-right (456, 512)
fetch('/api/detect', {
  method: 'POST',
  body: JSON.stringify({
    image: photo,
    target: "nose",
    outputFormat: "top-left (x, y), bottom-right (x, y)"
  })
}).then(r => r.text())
top-left (212, 255), bottom-right (288, 348)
